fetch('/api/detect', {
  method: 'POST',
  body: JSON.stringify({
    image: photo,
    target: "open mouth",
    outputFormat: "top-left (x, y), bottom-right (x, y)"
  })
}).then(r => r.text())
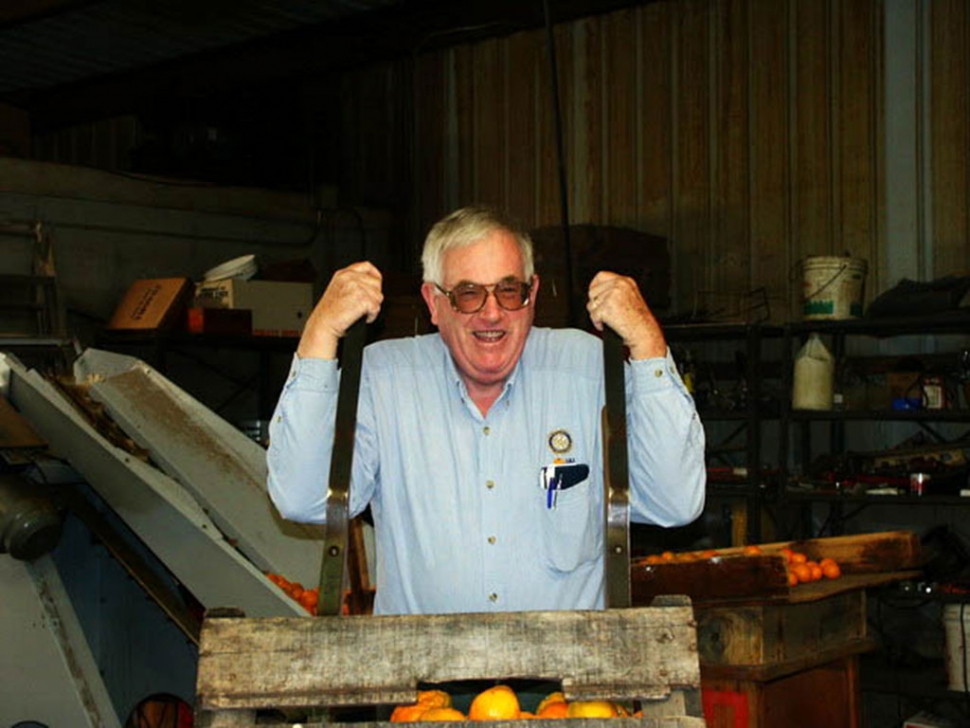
top-left (473, 330), bottom-right (506, 342)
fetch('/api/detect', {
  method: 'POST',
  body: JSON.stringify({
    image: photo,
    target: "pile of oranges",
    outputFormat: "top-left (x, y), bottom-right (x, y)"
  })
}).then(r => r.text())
top-left (389, 687), bottom-right (635, 722)
top-left (265, 572), bottom-right (320, 614)
top-left (777, 547), bottom-right (842, 586)
top-left (640, 543), bottom-right (843, 588)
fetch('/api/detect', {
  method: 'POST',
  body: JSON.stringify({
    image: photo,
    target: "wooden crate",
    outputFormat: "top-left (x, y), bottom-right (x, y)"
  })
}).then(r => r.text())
top-left (195, 601), bottom-right (706, 728)
top-left (632, 531), bottom-right (921, 606)
top-left (695, 590), bottom-right (871, 678)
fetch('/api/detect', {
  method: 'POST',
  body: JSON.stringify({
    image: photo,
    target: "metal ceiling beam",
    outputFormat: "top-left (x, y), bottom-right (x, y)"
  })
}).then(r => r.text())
top-left (0, 0), bottom-right (95, 30)
top-left (13, 0), bottom-right (654, 132)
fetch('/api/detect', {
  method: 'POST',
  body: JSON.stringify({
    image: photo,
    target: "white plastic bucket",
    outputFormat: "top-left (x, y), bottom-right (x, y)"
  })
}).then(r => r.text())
top-left (801, 256), bottom-right (867, 320)
top-left (944, 603), bottom-right (970, 691)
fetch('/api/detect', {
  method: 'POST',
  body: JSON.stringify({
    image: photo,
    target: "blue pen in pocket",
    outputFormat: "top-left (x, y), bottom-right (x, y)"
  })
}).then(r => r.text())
top-left (539, 462), bottom-right (590, 509)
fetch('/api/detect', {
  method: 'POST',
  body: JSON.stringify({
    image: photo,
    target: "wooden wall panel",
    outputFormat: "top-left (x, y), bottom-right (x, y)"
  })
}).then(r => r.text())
top-left (505, 31), bottom-right (540, 226)
top-left (638, 2), bottom-right (672, 240)
top-left (748, 0), bottom-right (791, 321)
top-left (836, 0), bottom-right (879, 273)
top-left (711, 0), bottom-right (751, 319)
top-left (453, 45), bottom-right (476, 215)
top-left (412, 51), bottom-right (447, 241)
top-left (536, 24), bottom-right (575, 227)
top-left (571, 17), bottom-right (605, 225)
top-left (791, 0), bottom-right (833, 264)
top-left (931, 0), bottom-right (970, 277)
top-left (472, 38), bottom-right (507, 209)
top-left (672, 0), bottom-right (712, 314)
top-left (603, 8), bottom-right (640, 227)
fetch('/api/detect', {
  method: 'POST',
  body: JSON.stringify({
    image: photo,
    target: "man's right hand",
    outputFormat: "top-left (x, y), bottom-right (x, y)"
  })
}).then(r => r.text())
top-left (297, 261), bottom-right (383, 360)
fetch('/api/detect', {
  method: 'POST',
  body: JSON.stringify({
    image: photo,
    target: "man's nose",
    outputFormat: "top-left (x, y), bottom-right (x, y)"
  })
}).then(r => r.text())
top-left (479, 289), bottom-right (503, 317)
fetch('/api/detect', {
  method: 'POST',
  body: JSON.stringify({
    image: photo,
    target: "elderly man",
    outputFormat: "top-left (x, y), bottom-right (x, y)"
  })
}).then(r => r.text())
top-left (268, 205), bottom-right (705, 615)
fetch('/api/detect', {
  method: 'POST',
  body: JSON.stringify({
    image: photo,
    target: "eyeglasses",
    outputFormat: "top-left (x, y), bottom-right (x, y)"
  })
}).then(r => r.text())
top-left (435, 278), bottom-right (533, 314)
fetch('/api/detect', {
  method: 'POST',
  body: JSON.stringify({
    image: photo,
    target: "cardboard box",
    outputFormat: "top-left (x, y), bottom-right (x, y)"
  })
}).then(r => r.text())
top-left (194, 279), bottom-right (313, 337)
top-left (108, 278), bottom-right (193, 331)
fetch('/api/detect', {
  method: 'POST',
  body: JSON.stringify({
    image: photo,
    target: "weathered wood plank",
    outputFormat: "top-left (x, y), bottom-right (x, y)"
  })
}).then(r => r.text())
top-left (672, 0), bottom-right (712, 315)
top-left (604, 8), bottom-right (639, 227)
top-left (638, 1), bottom-right (672, 237)
top-left (748, 0), bottom-right (791, 321)
top-left (712, 0), bottom-right (751, 317)
top-left (792, 0), bottom-right (832, 262)
top-left (197, 607), bottom-right (701, 712)
top-left (931, 0), bottom-right (970, 278)
top-left (506, 29), bottom-right (539, 225)
top-left (836, 0), bottom-right (879, 285)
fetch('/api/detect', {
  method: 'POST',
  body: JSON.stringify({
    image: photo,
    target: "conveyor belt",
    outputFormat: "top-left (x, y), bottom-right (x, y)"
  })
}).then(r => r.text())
top-left (3, 349), bottom-right (313, 618)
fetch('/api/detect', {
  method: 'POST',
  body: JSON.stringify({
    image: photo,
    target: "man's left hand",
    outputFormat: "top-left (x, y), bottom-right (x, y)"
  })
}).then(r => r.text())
top-left (586, 271), bottom-right (666, 360)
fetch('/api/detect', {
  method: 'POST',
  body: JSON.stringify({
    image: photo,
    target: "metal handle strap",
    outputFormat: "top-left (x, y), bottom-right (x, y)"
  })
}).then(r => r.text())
top-left (317, 320), bottom-right (366, 616)
top-left (603, 328), bottom-right (631, 609)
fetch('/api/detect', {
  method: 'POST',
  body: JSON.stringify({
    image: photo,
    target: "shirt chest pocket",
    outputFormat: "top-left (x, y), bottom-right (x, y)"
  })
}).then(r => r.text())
top-left (539, 477), bottom-right (601, 573)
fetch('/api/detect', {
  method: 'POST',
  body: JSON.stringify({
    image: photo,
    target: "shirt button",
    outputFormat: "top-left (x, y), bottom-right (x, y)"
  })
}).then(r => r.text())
top-left (487, 536), bottom-right (496, 544)
top-left (655, 369), bottom-right (664, 377)
top-left (488, 593), bottom-right (498, 602)
top-left (483, 426), bottom-right (491, 435)
top-left (486, 480), bottom-right (495, 489)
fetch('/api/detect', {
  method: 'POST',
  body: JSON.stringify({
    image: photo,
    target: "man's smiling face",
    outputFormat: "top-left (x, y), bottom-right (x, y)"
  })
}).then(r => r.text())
top-left (421, 228), bottom-right (538, 399)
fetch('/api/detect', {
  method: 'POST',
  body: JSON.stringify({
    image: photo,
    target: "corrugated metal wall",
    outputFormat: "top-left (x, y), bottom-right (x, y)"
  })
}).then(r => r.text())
top-left (340, 0), bottom-right (968, 321)
top-left (32, 0), bottom-right (970, 322)
top-left (368, 0), bottom-right (886, 320)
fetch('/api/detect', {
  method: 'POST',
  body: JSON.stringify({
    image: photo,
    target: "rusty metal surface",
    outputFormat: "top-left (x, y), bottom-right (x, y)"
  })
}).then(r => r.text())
top-left (74, 347), bottom-right (324, 589)
top-left (4, 352), bottom-right (305, 618)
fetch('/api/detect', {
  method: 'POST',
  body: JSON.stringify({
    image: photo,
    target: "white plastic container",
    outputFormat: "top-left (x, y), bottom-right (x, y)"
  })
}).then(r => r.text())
top-left (801, 256), bottom-right (867, 320)
top-left (792, 333), bottom-right (834, 410)
top-left (944, 603), bottom-right (970, 692)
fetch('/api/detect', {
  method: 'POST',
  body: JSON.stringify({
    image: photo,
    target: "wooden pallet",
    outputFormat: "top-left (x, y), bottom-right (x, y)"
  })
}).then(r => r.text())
top-left (195, 599), bottom-right (706, 728)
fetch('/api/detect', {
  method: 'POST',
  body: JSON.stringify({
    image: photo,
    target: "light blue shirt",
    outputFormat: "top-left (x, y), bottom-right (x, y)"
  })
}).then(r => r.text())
top-left (267, 327), bottom-right (705, 615)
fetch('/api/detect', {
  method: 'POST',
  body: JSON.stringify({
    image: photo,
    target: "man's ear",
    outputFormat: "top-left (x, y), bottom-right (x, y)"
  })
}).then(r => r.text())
top-left (420, 282), bottom-right (439, 326)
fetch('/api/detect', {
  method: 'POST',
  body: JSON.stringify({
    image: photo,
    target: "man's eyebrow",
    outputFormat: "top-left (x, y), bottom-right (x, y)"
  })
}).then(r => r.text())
top-left (452, 275), bottom-right (523, 287)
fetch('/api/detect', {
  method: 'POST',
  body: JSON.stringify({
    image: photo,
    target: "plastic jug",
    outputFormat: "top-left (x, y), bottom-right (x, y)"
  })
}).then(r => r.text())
top-left (792, 333), bottom-right (834, 410)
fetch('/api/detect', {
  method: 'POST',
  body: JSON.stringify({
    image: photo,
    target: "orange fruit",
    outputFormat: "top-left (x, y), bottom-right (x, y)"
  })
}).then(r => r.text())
top-left (787, 571), bottom-right (799, 587)
top-left (469, 685), bottom-right (521, 721)
top-left (806, 561), bottom-right (823, 581)
top-left (821, 560), bottom-right (842, 579)
top-left (417, 690), bottom-right (452, 709)
top-left (779, 547), bottom-right (794, 563)
top-left (421, 708), bottom-right (466, 722)
top-left (790, 552), bottom-right (808, 565)
top-left (660, 551), bottom-right (675, 562)
top-left (536, 692), bottom-right (566, 714)
top-left (519, 712), bottom-right (536, 719)
top-left (742, 544), bottom-right (762, 556)
top-left (390, 705), bottom-right (430, 723)
top-left (567, 701), bottom-right (619, 718)
top-left (792, 563), bottom-right (812, 583)
top-left (298, 590), bottom-right (318, 614)
top-left (537, 701), bottom-right (570, 719)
